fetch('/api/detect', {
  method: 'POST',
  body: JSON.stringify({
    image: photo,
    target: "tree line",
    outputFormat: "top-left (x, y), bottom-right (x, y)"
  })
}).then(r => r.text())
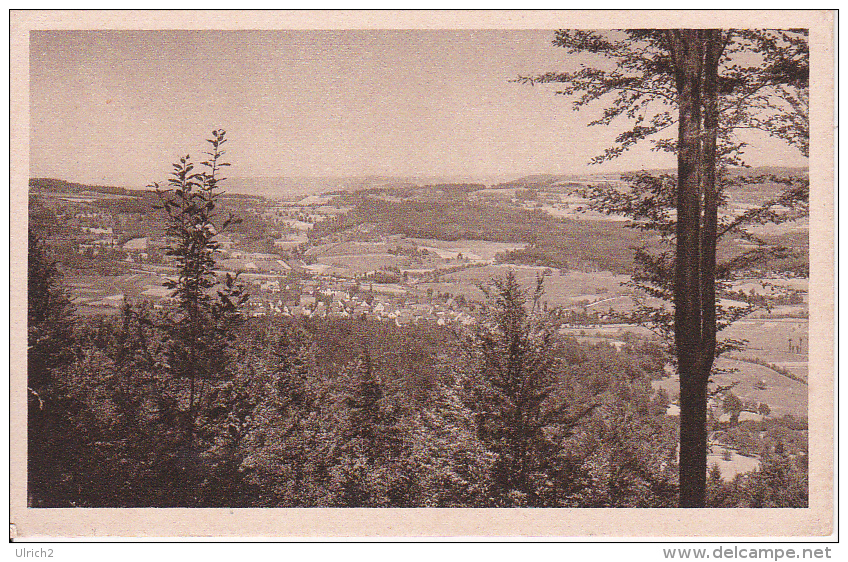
top-left (27, 131), bottom-right (808, 508)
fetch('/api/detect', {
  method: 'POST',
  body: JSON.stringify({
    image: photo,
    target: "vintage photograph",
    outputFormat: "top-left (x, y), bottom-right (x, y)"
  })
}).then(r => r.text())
top-left (10, 10), bottom-right (835, 538)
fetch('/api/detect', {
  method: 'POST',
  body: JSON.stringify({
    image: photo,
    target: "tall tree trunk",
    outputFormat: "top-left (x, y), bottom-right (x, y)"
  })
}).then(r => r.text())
top-left (698, 30), bottom-right (724, 376)
top-left (671, 29), bottom-right (707, 508)
top-left (690, 29), bottom-right (724, 507)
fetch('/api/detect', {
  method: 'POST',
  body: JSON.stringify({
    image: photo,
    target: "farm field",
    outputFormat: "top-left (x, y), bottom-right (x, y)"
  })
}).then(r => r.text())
top-left (748, 305), bottom-right (808, 319)
top-left (406, 238), bottom-right (528, 261)
top-left (729, 277), bottom-right (809, 293)
top-left (443, 265), bottom-right (632, 306)
top-left (316, 253), bottom-right (411, 276)
top-left (66, 271), bottom-right (168, 314)
top-left (652, 357), bottom-right (807, 419)
top-left (651, 314), bottom-right (808, 418)
top-left (721, 318), bottom-right (809, 381)
top-left (712, 358), bottom-right (807, 417)
top-left (306, 238), bottom-right (500, 277)
top-left (311, 240), bottom-right (393, 256)
top-left (748, 217), bottom-right (809, 237)
top-left (535, 204), bottom-right (630, 222)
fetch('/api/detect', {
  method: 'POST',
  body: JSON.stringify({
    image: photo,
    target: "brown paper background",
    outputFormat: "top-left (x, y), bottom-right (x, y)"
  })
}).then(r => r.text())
top-left (8, 9), bottom-right (835, 539)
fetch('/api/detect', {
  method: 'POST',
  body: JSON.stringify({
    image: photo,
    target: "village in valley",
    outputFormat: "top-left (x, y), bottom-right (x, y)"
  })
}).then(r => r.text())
top-left (30, 168), bottom-right (810, 486)
top-left (18, 18), bottom-right (828, 518)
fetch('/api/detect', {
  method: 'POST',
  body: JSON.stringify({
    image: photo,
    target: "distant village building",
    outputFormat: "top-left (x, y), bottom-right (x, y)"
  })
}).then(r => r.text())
top-left (282, 219), bottom-right (314, 231)
top-left (274, 236), bottom-right (307, 250)
top-left (216, 258), bottom-right (259, 272)
top-left (738, 411), bottom-right (764, 423)
top-left (84, 226), bottom-right (113, 235)
top-left (92, 236), bottom-right (118, 246)
top-left (244, 252), bottom-right (280, 261)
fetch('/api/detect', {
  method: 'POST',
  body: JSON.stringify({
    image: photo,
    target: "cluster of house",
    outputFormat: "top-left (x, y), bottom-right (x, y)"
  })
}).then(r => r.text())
top-left (74, 221), bottom-right (119, 252)
top-left (121, 236), bottom-right (151, 262)
top-left (664, 396), bottom-right (768, 424)
top-left (246, 277), bottom-right (476, 327)
top-left (60, 209), bottom-right (142, 251)
top-left (261, 196), bottom-right (351, 227)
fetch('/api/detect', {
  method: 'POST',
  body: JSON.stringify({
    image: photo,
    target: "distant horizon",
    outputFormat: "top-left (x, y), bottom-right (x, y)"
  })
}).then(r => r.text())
top-left (31, 163), bottom-right (810, 198)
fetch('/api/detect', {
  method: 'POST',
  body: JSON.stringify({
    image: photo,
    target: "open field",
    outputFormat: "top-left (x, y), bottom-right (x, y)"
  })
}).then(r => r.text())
top-left (748, 305), bottom-right (808, 319)
top-left (443, 265), bottom-right (631, 306)
top-left (721, 318), bottom-right (809, 381)
top-left (407, 238), bottom-right (528, 261)
top-left (712, 358), bottom-right (807, 417)
top-left (722, 318), bottom-right (809, 352)
top-left (535, 203), bottom-right (631, 222)
top-left (311, 240), bottom-right (392, 256)
top-left (317, 253), bottom-right (411, 275)
top-left (652, 356), bottom-right (807, 419)
top-left (729, 277), bottom-right (809, 293)
top-left (707, 448), bottom-right (762, 481)
top-left (66, 271), bottom-right (169, 314)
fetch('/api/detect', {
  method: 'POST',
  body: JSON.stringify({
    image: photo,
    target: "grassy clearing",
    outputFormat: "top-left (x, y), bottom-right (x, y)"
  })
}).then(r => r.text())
top-left (653, 359), bottom-right (807, 419)
top-left (720, 318), bottom-right (808, 381)
top-left (407, 238), bottom-right (528, 261)
top-left (707, 450), bottom-right (762, 481)
top-left (443, 265), bottom-right (631, 306)
top-left (713, 358), bottom-right (807, 418)
top-left (316, 254), bottom-right (410, 276)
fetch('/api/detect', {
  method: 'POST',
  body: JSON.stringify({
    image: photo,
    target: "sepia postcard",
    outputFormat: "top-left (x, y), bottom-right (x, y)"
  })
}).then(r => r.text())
top-left (9, 10), bottom-right (835, 539)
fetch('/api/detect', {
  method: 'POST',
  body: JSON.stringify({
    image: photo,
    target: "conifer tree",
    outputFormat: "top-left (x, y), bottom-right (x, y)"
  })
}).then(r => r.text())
top-left (467, 271), bottom-right (596, 506)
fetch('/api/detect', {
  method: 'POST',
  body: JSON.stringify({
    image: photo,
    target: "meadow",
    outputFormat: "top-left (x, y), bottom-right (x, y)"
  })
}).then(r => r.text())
top-left (406, 238), bottom-right (528, 262)
top-left (721, 318), bottom-right (810, 381)
top-left (443, 265), bottom-right (631, 306)
top-left (66, 271), bottom-right (167, 313)
top-left (652, 356), bottom-right (807, 419)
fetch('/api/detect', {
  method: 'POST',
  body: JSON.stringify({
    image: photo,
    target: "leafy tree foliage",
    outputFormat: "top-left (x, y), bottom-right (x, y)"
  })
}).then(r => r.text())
top-left (27, 229), bottom-right (75, 389)
top-left (707, 451), bottom-right (808, 508)
top-left (406, 367), bottom-right (494, 507)
top-left (519, 30), bottom-right (808, 163)
top-left (723, 390), bottom-right (744, 425)
top-left (521, 29), bottom-right (808, 507)
top-left (152, 130), bottom-right (249, 439)
top-left (28, 290), bottom-right (802, 508)
top-left (27, 228), bottom-right (81, 505)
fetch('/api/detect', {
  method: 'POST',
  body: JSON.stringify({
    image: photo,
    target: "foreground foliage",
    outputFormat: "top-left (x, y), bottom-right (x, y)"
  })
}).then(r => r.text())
top-left (27, 130), bottom-right (807, 508)
top-left (27, 257), bottom-right (806, 507)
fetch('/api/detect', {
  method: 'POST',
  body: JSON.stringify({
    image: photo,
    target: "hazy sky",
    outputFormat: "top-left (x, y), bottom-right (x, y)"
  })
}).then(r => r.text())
top-left (30, 30), bottom-right (808, 188)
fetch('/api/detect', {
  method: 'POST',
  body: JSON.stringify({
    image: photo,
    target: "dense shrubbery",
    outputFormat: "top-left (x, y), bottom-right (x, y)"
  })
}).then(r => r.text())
top-left (707, 452), bottom-right (809, 508)
top-left (27, 133), bottom-right (807, 508)
top-left (27, 251), bottom-right (808, 507)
